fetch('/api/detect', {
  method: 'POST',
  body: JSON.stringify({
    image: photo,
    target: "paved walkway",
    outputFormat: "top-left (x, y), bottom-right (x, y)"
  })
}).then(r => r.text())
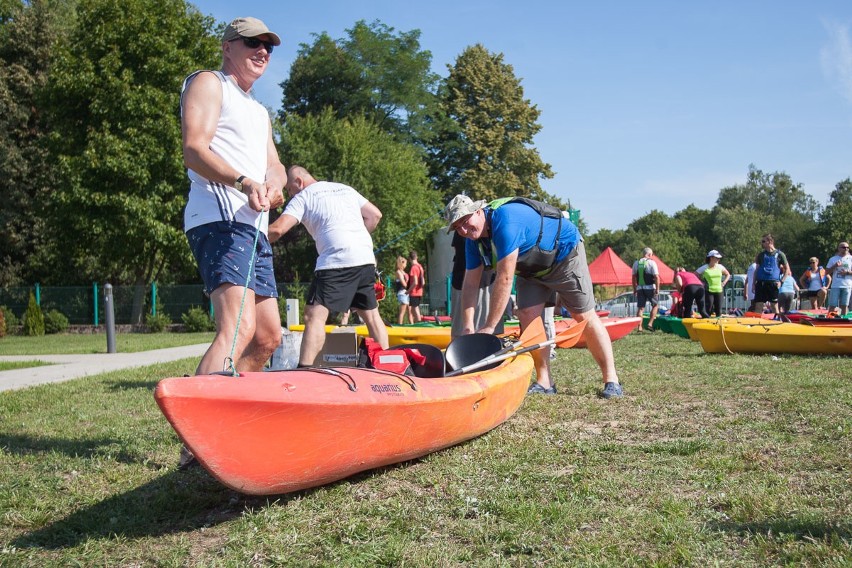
top-left (0, 343), bottom-right (209, 392)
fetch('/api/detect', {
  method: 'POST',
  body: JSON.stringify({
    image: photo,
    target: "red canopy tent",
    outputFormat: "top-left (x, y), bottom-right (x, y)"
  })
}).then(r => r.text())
top-left (588, 247), bottom-right (633, 286)
top-left (649, 254), bottom-right (674, 285)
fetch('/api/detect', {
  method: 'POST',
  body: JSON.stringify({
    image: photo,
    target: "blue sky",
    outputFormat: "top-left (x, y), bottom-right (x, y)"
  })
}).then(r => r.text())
top-left (192, 0), bottom-right (852, 233)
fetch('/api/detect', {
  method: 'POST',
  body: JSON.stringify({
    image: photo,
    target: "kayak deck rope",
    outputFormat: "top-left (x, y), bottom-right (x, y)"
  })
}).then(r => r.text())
top-left (225, 210), bottom-right (266, 377)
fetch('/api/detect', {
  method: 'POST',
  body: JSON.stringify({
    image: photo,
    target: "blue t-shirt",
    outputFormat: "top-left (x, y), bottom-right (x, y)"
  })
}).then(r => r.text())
top-left (464, 202), bottom-right (580, 271)
top-left (779, 277), bottom-right (796, 294)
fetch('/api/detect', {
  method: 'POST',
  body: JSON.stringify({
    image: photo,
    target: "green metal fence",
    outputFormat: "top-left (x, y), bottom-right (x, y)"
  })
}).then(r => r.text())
top-left (0, 281), bottom-right (438, 326)
top-left (0, 284), bottom-right (213, 325)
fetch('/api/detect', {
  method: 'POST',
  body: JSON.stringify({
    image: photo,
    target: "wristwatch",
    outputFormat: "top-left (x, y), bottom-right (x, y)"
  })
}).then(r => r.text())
top-left (234, 175), bottom-right (246, 193)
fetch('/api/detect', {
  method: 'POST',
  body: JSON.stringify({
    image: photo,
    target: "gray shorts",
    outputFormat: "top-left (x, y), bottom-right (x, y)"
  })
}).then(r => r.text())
top-left (515, 241), bottom-right (596, 314)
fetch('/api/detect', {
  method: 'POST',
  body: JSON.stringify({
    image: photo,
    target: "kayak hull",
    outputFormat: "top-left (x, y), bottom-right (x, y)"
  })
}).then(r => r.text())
top-left (154, 355), bottom-right (534, 495)
top-left (693, 322), bottom-right (852, 355)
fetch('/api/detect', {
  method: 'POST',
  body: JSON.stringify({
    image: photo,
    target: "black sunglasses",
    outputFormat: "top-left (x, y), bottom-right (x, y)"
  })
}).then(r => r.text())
top-left (234, 37), bottom-right (274, 53)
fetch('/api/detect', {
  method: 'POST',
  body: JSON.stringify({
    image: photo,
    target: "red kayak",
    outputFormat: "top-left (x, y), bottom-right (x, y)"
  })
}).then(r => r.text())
top-left (785, 314), bottom-right (852, 326)
top-left (571, 317), bottom-right (643, 349)
top-left (503, 311), bottom-right (610, 335)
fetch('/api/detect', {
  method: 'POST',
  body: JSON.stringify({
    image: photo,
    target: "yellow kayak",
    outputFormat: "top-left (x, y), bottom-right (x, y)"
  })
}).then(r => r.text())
top-left (692, 321), bottom-right (852, 355)
top-left (289, 324), bottom-right (452, 349)
top-left (682, 317), bottom-right (773, 341)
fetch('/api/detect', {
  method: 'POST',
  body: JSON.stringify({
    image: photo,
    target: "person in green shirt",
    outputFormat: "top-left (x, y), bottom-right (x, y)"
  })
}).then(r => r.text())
top-left (696, 250), bottom-right (731, 316)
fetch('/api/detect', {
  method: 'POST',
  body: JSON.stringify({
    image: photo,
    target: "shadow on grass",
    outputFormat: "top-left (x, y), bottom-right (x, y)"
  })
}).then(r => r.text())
top-left (0, 433), bottom-right (141, 464)
top-left (106, 379), bottom-right (160, 391)
top-left (13, 458), bottom-right (423, 550)
top-left (710, 517), bottom-right (852, 542)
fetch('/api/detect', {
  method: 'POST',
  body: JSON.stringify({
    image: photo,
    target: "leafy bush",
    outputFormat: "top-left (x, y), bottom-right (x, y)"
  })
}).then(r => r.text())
top-left (23, 292), bottom-right (45, 336)
top-left (0, 306), bottom-right (18, 336)
top-left (181, 306), bottom-right (214, 332)
top-left (145, 312), bottom-right (172, 333)
top-left (0, 306), bottom-right (17, 328)
top-left (44, 309), bottom-right (70, 334)
top-left (0, 308), bottom-right (5, 338)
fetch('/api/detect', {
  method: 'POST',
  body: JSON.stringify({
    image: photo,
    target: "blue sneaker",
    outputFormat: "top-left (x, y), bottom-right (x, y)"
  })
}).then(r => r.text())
top-left (527, 383), bottom-right (557, 395)
top-left (599, 382), bottom-right (623, 399)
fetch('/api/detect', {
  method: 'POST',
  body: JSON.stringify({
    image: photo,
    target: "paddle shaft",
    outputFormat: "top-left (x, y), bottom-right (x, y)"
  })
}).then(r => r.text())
top-left (446, 321), bottom-right (587, 377)
top-left (446, 338), bottom-right (557, 376)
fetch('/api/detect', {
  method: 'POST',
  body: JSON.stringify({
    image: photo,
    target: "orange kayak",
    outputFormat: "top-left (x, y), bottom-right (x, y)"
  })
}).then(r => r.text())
top-left (154, 355), bottom-right (534, 495)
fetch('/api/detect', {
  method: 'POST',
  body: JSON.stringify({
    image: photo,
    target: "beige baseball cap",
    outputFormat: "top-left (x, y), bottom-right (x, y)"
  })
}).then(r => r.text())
top-left (222, 17), bottom-right (281, 46)
top-left (444, 194), bottom-right (486, 234)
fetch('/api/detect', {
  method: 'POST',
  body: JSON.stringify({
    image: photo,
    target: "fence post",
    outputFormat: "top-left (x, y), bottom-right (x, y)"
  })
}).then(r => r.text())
top-left (151, 282), bottom-right (157, 316)
top-left (35, 282), bottom-right (40, 306)
top-left (93, 282), bottom-right (99, 326)
top-left (104, 283), bottom-right (116, 353)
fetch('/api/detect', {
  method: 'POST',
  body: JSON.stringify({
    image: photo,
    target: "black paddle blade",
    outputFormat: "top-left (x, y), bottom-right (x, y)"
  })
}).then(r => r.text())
top-left (445, 333), bottom-right (503, 372)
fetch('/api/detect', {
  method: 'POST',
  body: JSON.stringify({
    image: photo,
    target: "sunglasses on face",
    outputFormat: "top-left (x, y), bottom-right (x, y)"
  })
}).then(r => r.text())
top-left (840, 245), bottom-right (850, 250)
top-left (235, 37), bottom-right (274, 53)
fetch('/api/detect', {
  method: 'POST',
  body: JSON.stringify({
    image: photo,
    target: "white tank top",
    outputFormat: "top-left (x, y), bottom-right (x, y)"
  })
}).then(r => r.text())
top-left (182, 71), bottom-right (270, 233)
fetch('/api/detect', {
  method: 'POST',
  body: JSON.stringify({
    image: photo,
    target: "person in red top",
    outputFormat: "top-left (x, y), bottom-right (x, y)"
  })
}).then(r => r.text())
top-left (407, 250), bottom-right (425, 323)
top-left (674, 266), bottom-right (710, 318)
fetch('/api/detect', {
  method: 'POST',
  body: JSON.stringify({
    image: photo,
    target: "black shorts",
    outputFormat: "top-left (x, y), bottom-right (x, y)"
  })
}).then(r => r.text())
top-left (636, 288), bottom-right (658, 309)
top-left (754, 280), bottom-right (779, 303)
top-left (409, 296), bottom-right (422, 308)
top-left (307, 264), bottom-right (378, 314)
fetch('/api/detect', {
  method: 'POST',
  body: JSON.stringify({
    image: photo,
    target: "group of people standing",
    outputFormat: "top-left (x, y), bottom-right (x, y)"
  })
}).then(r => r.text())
top-left (800, 241), bottom-right (852, 316)
top-left (393, 252), bottom-right (425, 324)
top-left (645, 234), bottom-right (852, 321)
top-left (632, 247), bottom-right (732, 326)
top-left (742, 235), bottom-right (851, 317)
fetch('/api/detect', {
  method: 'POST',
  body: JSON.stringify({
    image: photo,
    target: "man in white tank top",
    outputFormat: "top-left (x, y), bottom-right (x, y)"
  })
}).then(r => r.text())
top-left (178, 17), bottom-right (287, 469)
top-left (269, 166), bottom-right (389, 365)
top-left (181, 19), bottom-right (286, 376)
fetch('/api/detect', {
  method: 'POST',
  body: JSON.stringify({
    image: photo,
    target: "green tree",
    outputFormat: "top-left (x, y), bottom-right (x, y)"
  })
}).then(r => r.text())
top-left (672, 204), bottom-right (715, 265)
top-left (276, 108), bottom-right (443, 280)
top-left (712, 207), bottom-right (767, 274)
top-left (715, 165), bottom-right (818, 265)
top-left (431, 44), bottom-right (557, 205)
top-left (281, 20), bottom-right (439, 145)
top-left (0, 0), bottom-right (73, 286)
top-left (43, 0), bottom-right (220, 321)
top-left (22, 291), bottom-right (44, 336)
top-left (814, 178), bottom-right (852, 254)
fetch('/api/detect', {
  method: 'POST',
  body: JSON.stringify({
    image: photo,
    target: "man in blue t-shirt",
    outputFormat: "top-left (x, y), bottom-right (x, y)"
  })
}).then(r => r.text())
top-left (752, 233), bottom-right (789, 315)
top-left (444, 194), bottom-right (622, 399)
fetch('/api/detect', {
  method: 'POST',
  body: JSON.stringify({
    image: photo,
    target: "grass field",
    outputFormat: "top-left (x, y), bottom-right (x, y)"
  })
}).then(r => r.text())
top-left (0, 360), bottom-right (52, 372)
top-left (0, 332), bottom-right (215, 356)
top-left (0, 333), bottom-right (849, 566)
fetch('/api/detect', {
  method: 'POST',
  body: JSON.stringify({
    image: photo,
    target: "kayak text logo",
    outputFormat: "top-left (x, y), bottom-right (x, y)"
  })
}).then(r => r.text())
top-left (370, 384), bottom-right (403, 394)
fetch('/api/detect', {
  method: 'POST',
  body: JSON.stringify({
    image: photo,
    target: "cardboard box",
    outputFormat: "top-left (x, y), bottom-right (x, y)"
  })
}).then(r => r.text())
top-left (318, 329), bottom-right (360, 367)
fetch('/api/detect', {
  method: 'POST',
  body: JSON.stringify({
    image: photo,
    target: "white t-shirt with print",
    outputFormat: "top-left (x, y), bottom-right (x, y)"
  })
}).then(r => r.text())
top-left (284, 181), bottom-right (376, 271)
top-left (827, 254), bottom-right (852, 289)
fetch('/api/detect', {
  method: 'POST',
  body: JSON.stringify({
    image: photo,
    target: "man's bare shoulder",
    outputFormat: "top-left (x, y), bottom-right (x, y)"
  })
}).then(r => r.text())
top-left (184, 70), bottom-right (222, 95)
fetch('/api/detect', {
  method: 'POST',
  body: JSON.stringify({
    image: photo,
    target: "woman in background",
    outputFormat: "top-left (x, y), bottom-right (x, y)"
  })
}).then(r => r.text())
top-left (696, 250), bottom-right (731, 317)
top-left (394, 256), bottom-right (410, 324)
top-left (674, 266), bottom-right (710, 318)
top-left (777, 272), bottom-right (800, 313)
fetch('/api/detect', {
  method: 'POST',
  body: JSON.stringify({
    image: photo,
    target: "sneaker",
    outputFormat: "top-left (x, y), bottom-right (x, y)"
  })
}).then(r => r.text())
top-left (527, 382), bottom-right (557, 395)
top-left (599, 382), bottom-right (623, 399)
top-left (178, 445), bottom-right (199, 470)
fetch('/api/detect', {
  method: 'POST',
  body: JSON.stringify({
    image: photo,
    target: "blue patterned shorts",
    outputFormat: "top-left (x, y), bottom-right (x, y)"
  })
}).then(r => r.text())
top-left (187, 221), bottom-right (278, 298)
